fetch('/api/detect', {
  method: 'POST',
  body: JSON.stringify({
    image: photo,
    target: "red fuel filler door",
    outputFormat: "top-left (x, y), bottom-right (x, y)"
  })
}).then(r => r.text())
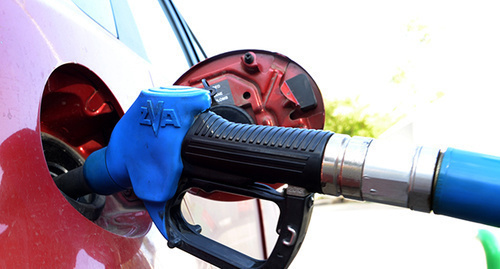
top-left (175, 50), bottom-right (326, 199)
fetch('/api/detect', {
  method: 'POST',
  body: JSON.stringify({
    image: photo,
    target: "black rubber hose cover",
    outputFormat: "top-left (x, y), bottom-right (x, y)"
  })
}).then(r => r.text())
top-left (181, 111), bottom-right (333, 193)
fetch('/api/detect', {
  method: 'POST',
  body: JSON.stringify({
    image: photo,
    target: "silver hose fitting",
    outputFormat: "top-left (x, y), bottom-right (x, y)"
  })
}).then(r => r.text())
top-left (321, 135), bottom-right (440, 212)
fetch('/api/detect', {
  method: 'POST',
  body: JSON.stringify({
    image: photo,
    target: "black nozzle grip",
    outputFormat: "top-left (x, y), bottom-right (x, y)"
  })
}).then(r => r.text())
top-left (181, 111), bottom-right (333, 193)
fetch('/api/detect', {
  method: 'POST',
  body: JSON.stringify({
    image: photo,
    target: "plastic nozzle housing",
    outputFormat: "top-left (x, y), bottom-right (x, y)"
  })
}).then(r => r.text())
top-left (83, 86), bottom-right (211, 237)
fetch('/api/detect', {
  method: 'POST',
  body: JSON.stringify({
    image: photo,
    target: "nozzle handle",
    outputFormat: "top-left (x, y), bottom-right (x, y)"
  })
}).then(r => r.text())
top-left (181, 111), bottom-right (333, 192)
top-left (165, 177), bottom-right (314, 269)
top-left (433, 148), bottom-right (500, 227)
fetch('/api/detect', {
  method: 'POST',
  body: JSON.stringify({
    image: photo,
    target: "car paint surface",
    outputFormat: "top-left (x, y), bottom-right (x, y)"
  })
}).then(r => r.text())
top-left (0, 0), bottom-right (283, 267)
top-left (0, 0), bottom-right (157, 267)
top-left (0, 0), bottom-right (287, 267)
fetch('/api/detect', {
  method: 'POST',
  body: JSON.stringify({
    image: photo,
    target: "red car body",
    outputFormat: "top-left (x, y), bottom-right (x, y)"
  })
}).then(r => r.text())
top-left (1, 0), bottom-right (163, 267)
top-left (0, 0), bottom-right (330, 266)
top-left (0, 0), bottom-right (269, 267)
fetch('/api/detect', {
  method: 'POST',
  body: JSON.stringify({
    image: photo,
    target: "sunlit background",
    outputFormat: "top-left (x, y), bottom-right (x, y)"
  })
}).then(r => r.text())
top-left (176, 0), bottom-right (500, 117)
top-left (140, 1), bottom-right (500, 268)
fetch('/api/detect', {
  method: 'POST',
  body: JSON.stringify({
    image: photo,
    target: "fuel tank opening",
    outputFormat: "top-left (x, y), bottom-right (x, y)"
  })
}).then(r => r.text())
top-left (42, 133), bottom-right (106, 221)
top-left (40, 64), bottom-right (151, 237)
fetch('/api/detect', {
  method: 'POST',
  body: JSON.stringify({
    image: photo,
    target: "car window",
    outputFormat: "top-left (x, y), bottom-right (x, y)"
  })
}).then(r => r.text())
top-left (72, 0), bottom-right (196, 85)
top-left (72, 0), bottom-right (149, 62)
top-left (71, 0), bottom-right (117, 37)
top-left (128, 0), bottom-right (191, 85)
top-left (156, 0), bottom-right (206, 67)
top-left (110, 0), bottom-right (149, 60)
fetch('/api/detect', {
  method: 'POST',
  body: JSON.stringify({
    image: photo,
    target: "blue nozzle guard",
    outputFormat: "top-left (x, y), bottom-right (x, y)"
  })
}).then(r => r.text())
top-left (83, 86), bottom-right (211, 238)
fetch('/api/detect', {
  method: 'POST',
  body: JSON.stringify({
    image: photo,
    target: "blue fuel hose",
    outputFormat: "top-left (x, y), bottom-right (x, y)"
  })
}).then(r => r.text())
top-left (433, 148), bottom-right (500, 227)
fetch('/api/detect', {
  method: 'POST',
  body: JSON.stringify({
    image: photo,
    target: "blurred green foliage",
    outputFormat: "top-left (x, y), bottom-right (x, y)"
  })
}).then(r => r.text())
top-left (323, 97), bottom-right (395, 138)
top-left (322, 18), bottom-right (442, 138)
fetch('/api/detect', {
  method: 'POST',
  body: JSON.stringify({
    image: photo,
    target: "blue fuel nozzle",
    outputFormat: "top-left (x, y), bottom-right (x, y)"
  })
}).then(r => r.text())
top-left (83, 86), bottom-right (211, 238)
top-left (53, 81), bottom-right (500, 269)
